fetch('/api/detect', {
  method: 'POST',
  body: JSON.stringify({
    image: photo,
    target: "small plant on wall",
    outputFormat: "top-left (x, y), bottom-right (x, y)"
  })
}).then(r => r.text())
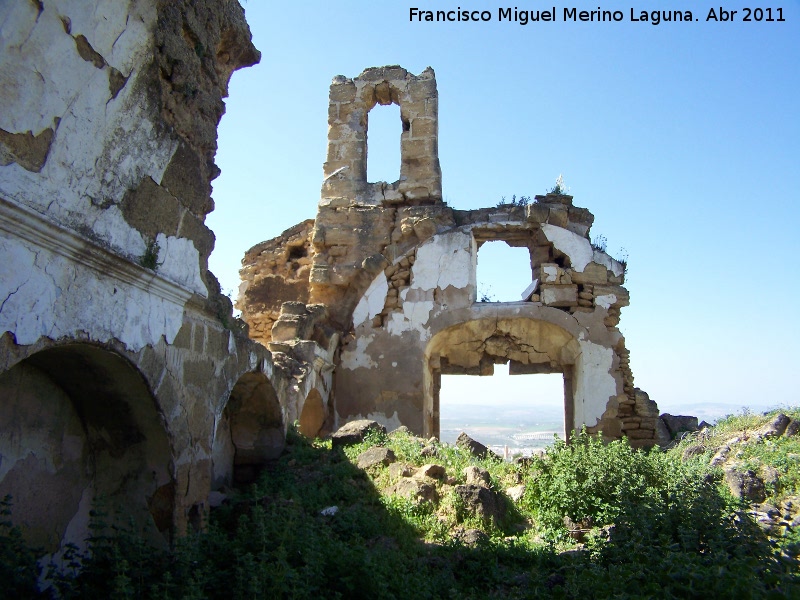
top-left (496, 194), bottom-right (531, 208)
top-left (548, 174), bottom-right (570, 196)
top-left (140, 238), bottom-right (162, 271)
top-left (478, 284), bottom-right (496, 302)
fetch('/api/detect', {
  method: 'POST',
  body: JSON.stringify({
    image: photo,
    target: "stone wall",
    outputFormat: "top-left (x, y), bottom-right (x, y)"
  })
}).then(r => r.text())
top-left (0, 0), bottom-right (327, 560)
top-left (239, 220), bottom-right (314, 344)
top-left (239, 66), bottom-right (661, 449)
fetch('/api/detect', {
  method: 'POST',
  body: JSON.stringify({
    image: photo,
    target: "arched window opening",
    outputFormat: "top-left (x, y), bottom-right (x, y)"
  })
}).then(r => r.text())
top-left (476, 241), bottom-right (533, 302)
top-left (366, 103), bottom-right (401, 183)
top-left (439, 363), bottom-right (565, 458)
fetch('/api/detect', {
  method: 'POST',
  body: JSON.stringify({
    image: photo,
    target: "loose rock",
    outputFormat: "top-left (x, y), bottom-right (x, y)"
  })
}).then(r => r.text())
top-left (392, 478), bottom-right (439, 504)
top-left (463, 466), bottom-right (491, 486)
top-left (454, 483), bottom-right (505, 525)
top-left (760, 413), bottom-right (791, 438)
top-left (506, 484), bottom-right (526, 503)
top-left (356, 446), bottom-right (396, 469)
top-left (724, 468), bottom-right (766, 503)
top-left (456, 432), bottom-right (496, 459)
top-left (416, 464), bottom-right (446, 480)
top-left (331, 420), bottom-right (386, 448)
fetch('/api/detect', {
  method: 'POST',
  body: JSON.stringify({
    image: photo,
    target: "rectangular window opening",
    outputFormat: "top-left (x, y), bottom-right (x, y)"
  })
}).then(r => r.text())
top-left (476, 241), bottom-right (533, 303)
top-left (439, 364), bottom-right (565, 458)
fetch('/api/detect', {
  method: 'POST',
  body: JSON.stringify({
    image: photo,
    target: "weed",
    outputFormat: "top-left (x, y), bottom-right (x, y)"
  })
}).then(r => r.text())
top-left (0, 496), bottom-right (42, 598)
top-left (496, 194), bottom-right (531, 208)
top-left (548, 174), bottom-right (570, 196)
top-left (139, 239), bottom-right (161, 271)
top-left (591, 234), bottom-right (607, 253)
top-left (17, 417), bottom-right (800, 598)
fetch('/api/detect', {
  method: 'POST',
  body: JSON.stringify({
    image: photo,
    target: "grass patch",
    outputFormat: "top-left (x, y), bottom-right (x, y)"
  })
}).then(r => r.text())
top-left (4, 414), bottom-right (800, 598)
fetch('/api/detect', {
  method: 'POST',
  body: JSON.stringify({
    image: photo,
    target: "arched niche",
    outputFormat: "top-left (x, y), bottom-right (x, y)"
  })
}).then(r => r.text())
top-left (0, 344), bottom-right (174, 555)
top-left (298, 388), bottom-right (326, 439)
top-left (215, 372), bottom-right (284, 486)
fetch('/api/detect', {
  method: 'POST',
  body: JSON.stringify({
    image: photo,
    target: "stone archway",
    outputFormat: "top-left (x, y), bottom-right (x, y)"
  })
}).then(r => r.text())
top-left (0, 344), bottom-right (174, 555)
top-left (216, 372), bottom-right (284, 486)
top-left (299, 388), bottom-right (326, 439)
top-left (424, 317), bottom-right (582, 440)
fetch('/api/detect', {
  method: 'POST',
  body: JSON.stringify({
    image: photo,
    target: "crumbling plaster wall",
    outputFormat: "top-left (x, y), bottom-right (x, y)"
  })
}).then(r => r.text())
top-left (336, 205), bottom-right (643, 442)
top-left (0, 0), bottom-right (320, 556)
top-left (239, 66), bottom-right (661, 449)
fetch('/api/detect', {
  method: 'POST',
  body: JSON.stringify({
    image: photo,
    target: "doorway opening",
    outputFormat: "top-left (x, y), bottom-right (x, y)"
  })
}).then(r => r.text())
top-left (476, 241), bottom-right (532, 302)
top-left (438, 363), bottom-right (565, 457)
top-left (366, 103), bottom-right (401, 183)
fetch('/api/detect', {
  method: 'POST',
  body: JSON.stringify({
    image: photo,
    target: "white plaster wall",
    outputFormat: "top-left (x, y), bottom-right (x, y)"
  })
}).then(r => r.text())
top-left (572, 341), bottom-right (617, 429)
top-left (340, 334), bottom-right (378, 370)
top-left (385, 230), bottom-right (473, 337)
top-left (342, 223), bottom-right (623, 437)
top-left (542, 224), bottom-right (624, 277)
top-left (541, 224), bottom-right (594, 272)
top-left (352, 272), bottom-right (388, 327)
top-left (412, 230), bottom-right (473, 292)
top-left (0, 0), bottom-right (207, 351)
top-left (0, 230), bottom-right (186, 350)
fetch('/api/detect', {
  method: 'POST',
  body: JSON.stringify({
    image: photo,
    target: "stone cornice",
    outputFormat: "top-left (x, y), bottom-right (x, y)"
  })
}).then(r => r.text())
top-left (0, 197), bottom-right (193, 308)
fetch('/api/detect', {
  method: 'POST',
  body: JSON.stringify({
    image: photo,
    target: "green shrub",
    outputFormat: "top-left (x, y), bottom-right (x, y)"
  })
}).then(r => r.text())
top-left (0, 496), bottom-right (43, 599)
top-left (522, 431), bottom-right (666, 532)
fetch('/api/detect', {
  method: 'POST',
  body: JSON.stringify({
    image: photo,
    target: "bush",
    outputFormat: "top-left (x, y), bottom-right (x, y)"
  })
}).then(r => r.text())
top-left (0, 495), bottom-right (42, 599)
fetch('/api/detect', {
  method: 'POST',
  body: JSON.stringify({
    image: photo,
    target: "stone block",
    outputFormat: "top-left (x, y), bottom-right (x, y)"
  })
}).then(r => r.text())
top-left (331, 420), bottom-right (386, 448)
top-left (329, 81), bottom-right (357, 103)
top-left (660, 414), bottom-right (699, 438)
top-left (401, 138), bottom-right (435, 160)
top-left (594, 284), bottom-right (630, 308)
top-left (571, 262), bottom-right (609, 285)
top-left (415, 464), bottom-right (446, 480)
top-left (411, 118), bottom-right (436, 138)
top-left (412, 218), bottom-right (437, 240)
top-left (540, 284), bottom-right (578, 307)
top-left (357, 446), bottom-right (396, 469)
top-left (634, 389), bottom-right (660, 417)
top-left (309, 265), bottom-right (330, 283)
top-left (271, 318), bottom-right (300, 342)
top-left (547, 205), bottom-right (569, 228)
top-left (362, 253), bottom-right (388, 274)
top-left (535, 263), bottom-right (560, 284)
top-left (183, 358), bottom-right (215, 388)
top-left (161, 142), bottom-right (210, 215)
top-left (120, 176), bottom-right (182, 238)
top-left (626, 428), bottom-right (654, 440)
top-left (526, 203), bottom-right (549, 223)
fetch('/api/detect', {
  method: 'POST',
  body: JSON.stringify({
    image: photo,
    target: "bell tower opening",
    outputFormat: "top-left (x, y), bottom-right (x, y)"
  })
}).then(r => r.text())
top-left (366, 103), bottom-right (401, 184)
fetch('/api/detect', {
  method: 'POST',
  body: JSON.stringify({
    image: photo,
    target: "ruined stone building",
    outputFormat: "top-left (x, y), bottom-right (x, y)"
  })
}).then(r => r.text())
top-left (239, 66), bottom-right (661, 446)
top-left (0, 1), bottom-right (660, 564)
top-left (0, 0), bottom-right (329, 559)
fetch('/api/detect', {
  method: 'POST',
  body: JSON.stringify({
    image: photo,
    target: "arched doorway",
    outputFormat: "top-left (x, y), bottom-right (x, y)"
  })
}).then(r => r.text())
top-left (0, 344), bottom-right (174, 555)
top-left (424, 317), bottom-right (581, 440)
top-left (214, 372), bottom-right (284, 486)
top-left (298, 388), bottom-right (326, 439)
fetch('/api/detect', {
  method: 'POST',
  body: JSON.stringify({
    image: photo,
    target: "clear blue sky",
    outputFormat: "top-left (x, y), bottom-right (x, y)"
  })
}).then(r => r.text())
top-left (208, 1), bottom-right (800, 423)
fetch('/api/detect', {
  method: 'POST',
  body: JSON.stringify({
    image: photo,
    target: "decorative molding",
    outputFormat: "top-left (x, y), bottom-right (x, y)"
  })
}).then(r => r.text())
top-left (0, 197), bottom-right (193, 308)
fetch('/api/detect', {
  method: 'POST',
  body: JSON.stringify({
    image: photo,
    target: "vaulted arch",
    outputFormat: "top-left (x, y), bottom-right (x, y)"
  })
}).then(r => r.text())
top-left (0, 343), bottom-right (174, 554)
